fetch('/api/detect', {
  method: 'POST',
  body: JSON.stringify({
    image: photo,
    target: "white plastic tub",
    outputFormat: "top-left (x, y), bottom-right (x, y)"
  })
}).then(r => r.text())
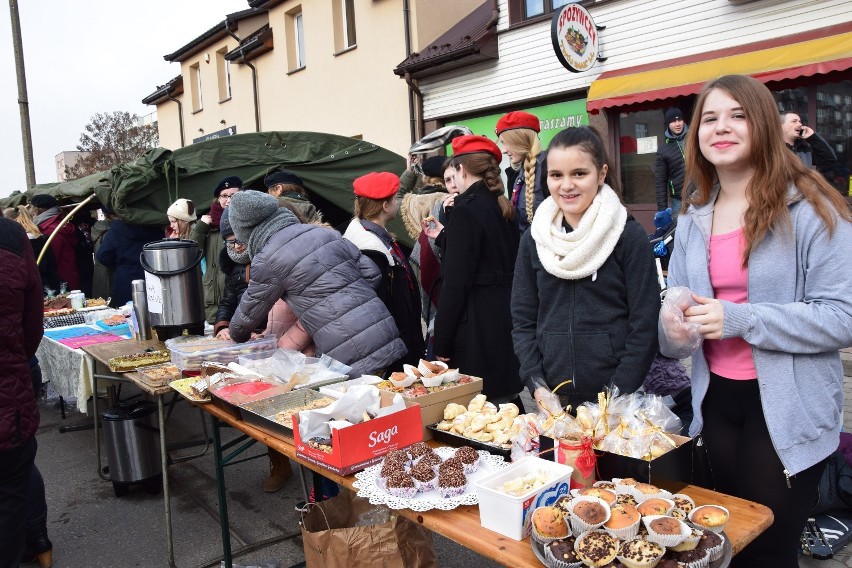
top-left (475, 456), bottom-right (573, 540)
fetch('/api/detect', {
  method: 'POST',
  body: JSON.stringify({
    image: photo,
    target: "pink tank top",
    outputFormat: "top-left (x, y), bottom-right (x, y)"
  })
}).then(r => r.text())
top-left (703, 227), bottom-right (757, 380)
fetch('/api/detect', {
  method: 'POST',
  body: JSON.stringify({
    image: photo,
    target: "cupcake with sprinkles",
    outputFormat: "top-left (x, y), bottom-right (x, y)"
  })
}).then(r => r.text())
top-left (385, 471), bottom-right (417, 499)
top-left (454, 446), bottom-right (481, 474)
top-left (438, 467), bottom-right (468, 498)
top-left (418, 451), bottom-right (443, 472)
top-left (410, 462), bottom-right (438, 492)
top-left (406, 442), bottom-right (432, 462)
top-left (377, 456), bottom-right (407, 490)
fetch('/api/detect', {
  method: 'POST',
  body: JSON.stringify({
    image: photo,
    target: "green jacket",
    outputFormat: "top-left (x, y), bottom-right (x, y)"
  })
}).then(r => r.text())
top-left (190, 219), bottom-right (226, 324)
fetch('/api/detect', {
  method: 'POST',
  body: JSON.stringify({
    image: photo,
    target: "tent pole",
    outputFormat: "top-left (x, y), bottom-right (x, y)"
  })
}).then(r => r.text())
top-left (37, 193), bottom-right (98, 265)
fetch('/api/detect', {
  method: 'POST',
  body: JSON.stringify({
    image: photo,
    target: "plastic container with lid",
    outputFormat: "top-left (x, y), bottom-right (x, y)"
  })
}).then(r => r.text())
top-left (166, 334), bottom-right (277, 370)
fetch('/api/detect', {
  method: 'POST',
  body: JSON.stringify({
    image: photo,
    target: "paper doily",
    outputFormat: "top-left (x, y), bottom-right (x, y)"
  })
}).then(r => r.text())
top-left (353, 446), bottom-right (508, 511)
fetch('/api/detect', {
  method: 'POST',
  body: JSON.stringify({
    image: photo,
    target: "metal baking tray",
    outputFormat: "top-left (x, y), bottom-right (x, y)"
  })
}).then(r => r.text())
top-left (239, 390), bottom-right (335, 439)
top-left (426, 423), bottom-right (511, 460)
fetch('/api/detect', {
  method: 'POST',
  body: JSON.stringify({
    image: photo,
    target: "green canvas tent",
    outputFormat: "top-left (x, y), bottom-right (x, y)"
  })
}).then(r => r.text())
top-left (3, 131), bottom-right (410, 244)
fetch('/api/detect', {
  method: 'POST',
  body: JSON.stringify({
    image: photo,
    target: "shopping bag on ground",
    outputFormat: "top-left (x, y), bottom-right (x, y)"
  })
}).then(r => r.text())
top-left (300, 490), bottom-right (437, 568)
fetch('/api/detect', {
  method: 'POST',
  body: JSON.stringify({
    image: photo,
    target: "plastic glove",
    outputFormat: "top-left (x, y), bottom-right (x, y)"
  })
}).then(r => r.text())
top-left (660, 286), bottom-right (703, 359)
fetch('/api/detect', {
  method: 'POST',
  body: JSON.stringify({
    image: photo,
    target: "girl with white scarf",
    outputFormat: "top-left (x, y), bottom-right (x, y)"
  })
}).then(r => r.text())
top-left (511, 127), bottom-right (660, 410)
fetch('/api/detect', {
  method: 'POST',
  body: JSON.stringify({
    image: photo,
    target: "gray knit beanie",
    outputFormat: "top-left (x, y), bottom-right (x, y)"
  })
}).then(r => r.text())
top-left (228, 191), bottom-right (279, 243)
top-left (220, 207), bottom-right (233, 238)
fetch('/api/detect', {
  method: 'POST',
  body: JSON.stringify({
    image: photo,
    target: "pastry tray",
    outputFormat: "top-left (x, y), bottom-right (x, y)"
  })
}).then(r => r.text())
top-left (239, 390), bottom-right (334, 439)
top-left (107, 350), bottom-right (171, 373)
top-left (426, 423), bottom-right (511, 460)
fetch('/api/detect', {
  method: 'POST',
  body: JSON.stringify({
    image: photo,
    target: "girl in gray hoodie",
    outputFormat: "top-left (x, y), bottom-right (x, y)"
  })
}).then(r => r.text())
top-left (659, 75), bottom-right (852, 567)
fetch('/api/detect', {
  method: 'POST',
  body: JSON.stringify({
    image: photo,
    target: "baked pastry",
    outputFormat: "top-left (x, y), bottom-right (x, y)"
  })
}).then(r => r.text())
top-left (569, 498), bottom-right (610, 533)
top-left (454, 446), bottom-right (480, 473)
top-left (385, 472), bottom-right (417, 499)
top-left (616, 493), bottom-right (638, 507)
top-left (438, 457), bottom-right (465, 476)
top-left (546, 537), bottom-right (580, 564)
top-left (671, 547), bottom-right (710, 565)
top-left (437, 467), bottom-right (467, 498)
top-left (637, 498), bottom-right (672, 517)
top-left (605, 504), bottom-right (640, 530)
top-left (417, 452), bottom-right (442, 470)
top-left (672, 494), bottom-right (695, 514)
top-left (531, 506), bottom-right (569, 541)
top-left (689, 505), bottom-right (729, 531)
top-left (410, 463), bottom-right (437, 492)
top-left (575, 530), bottom-right (619, 566)
top-left (669, 526), bottom-right (703, 552)
top-left (617, 477), bottom-right (638, 487)
top-left (633, 482), bottom-right (660, 495)
top-left (616, 538), bottom-right (664, 568)
top-left (594, 481), bottom-right (617, 491)
top-left (577, 486), bottom-right (617, 504)
top-left (554, 495), bottom-right (573, 514)
top-left (646, 516), bottom-right (688, 548)
top-left (648, 517), bottom-right (681, 535)
top-left (406, 442), bottom-right (432, 459)
top-left (694, 528), bottom-right (725, 561)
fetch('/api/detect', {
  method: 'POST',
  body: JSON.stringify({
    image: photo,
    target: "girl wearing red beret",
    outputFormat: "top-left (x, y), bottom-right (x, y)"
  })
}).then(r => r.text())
top-left (425, 136), bottom-right (524, 406)
top-left (496, 111), bottom-right (546, 233)
top-left (343, 172), bottom-right (425, 370)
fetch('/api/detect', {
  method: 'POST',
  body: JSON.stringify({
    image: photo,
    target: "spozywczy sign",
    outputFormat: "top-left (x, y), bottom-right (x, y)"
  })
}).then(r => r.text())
top-left (551, 4), bottom-right (599, 73)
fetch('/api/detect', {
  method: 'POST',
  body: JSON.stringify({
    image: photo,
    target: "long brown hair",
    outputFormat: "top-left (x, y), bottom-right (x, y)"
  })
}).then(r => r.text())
top-left (500, 128), bottom-right (542, 224)
top-left (353, 196), bottom-right (387, 221)
top-left (545, 126), bottom-right (622, 195)
top-left (684, 74), bottom-right (850, 265)
top-left (15, 205), bottom-right (42, 235)
top-left (448, 152), bottom-right (516, 221)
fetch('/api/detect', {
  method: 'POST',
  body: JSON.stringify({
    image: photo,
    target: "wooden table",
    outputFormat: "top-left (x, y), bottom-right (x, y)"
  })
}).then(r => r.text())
top-left (200, 401), bottom-right (774, 568)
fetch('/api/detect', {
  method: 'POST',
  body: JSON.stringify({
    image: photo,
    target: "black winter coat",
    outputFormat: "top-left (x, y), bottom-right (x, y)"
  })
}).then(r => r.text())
top-left (511, 218), bottom-right (660, 409)
top-left (343, 219), bottom-right (424, 370)
top-left (0, 219), bottom-right (43, 451)
top-left (214, 247), bottom-right (251, 335)
top-left (433, 181), bottom-right (522, 400)
top-left (95, 220), bottom-right (163, 307)
top-left (654, 132), bottom-right (687, 211)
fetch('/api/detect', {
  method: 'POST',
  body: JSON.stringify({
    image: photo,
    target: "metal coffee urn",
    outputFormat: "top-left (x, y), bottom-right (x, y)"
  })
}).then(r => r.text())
top-left (140, 239), bottom-right (205, 340)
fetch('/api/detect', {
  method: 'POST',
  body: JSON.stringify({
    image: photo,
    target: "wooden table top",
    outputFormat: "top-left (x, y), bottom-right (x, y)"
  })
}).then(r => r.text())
top-left (199, 402), bottom-right (774, 567)
top-left (81, 338), bottom-right (171, 397)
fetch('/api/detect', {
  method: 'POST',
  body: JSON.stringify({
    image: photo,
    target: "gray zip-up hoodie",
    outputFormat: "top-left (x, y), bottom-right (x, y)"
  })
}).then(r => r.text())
top-left (659, 186), bottom-right (852, 476)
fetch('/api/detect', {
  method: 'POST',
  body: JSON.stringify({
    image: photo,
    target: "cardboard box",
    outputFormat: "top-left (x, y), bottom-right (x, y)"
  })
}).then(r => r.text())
top-left (541, 434), bottom-right (693, 491)
top-left (475, 456), bottom-right (574, 541)
top-left (293, 400), bottom-right (422, 476)
top-left (378, 377), bottom-right (483, 440)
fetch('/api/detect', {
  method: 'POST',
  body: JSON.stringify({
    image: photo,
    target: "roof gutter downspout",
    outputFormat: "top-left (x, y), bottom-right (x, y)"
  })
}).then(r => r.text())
top-left (166, 88), bottom-right (185, 147)
top-left (225, 27), bottom-right (261, 132)
top-left (403, 0), bottom-right (418, 144)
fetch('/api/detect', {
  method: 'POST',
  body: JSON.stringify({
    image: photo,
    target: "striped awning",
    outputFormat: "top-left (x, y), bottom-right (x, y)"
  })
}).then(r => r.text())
top-left (587, 23), bottom-right (852, 113)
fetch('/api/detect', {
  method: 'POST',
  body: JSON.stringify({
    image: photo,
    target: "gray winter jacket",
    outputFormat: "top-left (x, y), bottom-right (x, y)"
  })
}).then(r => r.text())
top-left (660, 186), bottom-right (852, 476)
top-left (229, 223), bottom-right (407, 376)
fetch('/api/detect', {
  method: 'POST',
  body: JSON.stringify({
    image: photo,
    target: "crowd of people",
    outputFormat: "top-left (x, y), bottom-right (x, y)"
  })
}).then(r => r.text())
top-left (1, 74), bottom-right (851, 568)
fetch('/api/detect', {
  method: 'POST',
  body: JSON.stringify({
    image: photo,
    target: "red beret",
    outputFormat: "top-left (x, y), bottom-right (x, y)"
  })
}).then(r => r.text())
top-left (451, 135), bottom-right (503, 164)
top-left (353, 172), bottom-right (400, 200)
top-left (495, 111), bottom-right (541, 135)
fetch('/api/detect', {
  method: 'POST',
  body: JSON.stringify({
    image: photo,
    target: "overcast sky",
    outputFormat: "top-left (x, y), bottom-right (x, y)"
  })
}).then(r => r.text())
top-left (0, 0), bottom-right (248, 198)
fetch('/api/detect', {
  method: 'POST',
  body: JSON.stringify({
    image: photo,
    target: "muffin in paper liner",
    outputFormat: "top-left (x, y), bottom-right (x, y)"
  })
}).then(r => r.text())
top-left (612, 477), bottom-right (640, 495)
top-left (572, 486), bottom-right (617, 505)
top-left (386, 483), bottom-right (418, 499)
top-left (668, 525), bottom-right (703, 552)
top-left (603, 504), bottom-right (641, 540)
top-left (642, 515), bottom-right (691, 547)
top-left (592, 480), bottom-right (617, 491)
top-left (693, 527), bottom-right (725, 562)
top-left (669, 547), bottom-right (711, 568)
top-left (616, 537), bottom-right (665, 568)
top-left (671, 493), bottom-right (696, 515)
top-left (636, 497), bottom-right (675, 517)
top-left (530, 507), bottom-right (571, 545)
top-left (567, 495), bottom-right (612, 534)
top-left (453, 446), bottom-right (480, 474)
top-left (543, 536), bottom-right (584, 568)
top-left (572, 529), bottom-right (620, 567)
top-left (631, 484), bottom-right (673, 503)
top-left (670, 508), bottom-right (688, 520)
top-left (688, 505), bottom-right (729, 534)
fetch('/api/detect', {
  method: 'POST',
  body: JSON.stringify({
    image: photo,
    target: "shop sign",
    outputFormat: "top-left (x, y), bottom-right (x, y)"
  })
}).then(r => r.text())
top-left (450, 99), bottom-right (588, 151)
top-left (551, 3), bottom-right (599, 73)
top-left (193, 126), bottom-right (237, 144)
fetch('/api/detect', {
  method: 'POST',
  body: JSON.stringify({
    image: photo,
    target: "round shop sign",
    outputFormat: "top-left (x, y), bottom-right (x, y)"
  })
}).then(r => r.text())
top-left (551, 3), bottom-right (599, 73)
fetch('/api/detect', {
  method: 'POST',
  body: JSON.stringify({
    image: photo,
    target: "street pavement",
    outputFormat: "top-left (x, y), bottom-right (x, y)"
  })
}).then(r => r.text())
top-left (23, 348), bottom-right (852, 567)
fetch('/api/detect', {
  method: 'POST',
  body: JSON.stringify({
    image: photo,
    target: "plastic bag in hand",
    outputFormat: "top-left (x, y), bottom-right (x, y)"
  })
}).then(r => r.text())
top-left (660, 286), bottom-right (703, 359)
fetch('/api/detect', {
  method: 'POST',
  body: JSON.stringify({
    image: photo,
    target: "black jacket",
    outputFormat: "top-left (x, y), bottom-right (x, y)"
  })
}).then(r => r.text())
top-left (433, 181), bottom-right (522, 401)
top-left (214, 247), bottom-right (252, 335)
top-left (511, 218), bottom-right (660, 409)
top-left (95, 220), bottom-right (163, 307)
top-left (654, 132), bottom-right (687, 211)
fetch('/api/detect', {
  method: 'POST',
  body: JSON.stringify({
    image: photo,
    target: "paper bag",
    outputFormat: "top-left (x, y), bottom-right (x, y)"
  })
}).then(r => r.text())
top-left (300, 490), bottom-right (437, 568)
top-left (558, 437), bottom-right (596, 488)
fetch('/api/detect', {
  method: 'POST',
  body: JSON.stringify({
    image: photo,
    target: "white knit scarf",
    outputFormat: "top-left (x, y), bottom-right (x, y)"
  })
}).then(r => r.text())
top-left (530, 183), bottom-right (626, 280)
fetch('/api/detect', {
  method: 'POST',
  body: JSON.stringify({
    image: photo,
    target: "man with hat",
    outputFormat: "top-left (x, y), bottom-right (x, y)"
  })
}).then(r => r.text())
top-left (190, 176), bottom-right (240, 324)
top-left (29, 194), bottom-right (79, 290)
top-left (264, 170), bottom-right (322, 223)
top-left (344, 172), bottom-right (424, 370)
top-left (654, 107), bottom-right (688, 219)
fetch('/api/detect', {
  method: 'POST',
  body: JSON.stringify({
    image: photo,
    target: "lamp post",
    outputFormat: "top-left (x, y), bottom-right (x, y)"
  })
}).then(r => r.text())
top-left (9, 0), bottom-right (36, 188)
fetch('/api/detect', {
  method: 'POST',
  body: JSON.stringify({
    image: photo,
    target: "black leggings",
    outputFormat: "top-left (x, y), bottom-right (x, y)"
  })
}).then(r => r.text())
top-left (702, 373), bottom-right (826, 568)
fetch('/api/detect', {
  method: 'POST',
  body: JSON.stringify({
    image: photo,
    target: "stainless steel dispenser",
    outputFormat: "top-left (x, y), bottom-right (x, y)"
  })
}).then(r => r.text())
top-left (140, 239), bottom-right (205, 340)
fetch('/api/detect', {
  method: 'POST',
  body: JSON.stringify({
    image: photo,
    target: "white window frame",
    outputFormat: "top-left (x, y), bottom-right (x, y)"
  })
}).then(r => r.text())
top-left (341, 0), bottom-right (356, 49)
top-left (295, 12), bottom-right (305, 68)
